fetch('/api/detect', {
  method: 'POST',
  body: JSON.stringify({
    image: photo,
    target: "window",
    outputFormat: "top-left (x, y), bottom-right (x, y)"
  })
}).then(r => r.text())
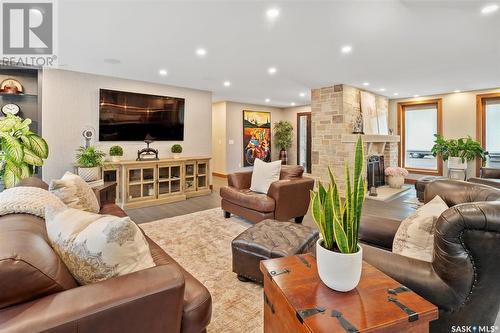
top-left (477, 93), bottom-right (500, 173)
top-left (398, 99), bottom-right (443, 175)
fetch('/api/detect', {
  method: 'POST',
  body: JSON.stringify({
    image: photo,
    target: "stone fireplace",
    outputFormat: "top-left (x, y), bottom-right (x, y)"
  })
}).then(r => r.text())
top-left (311, 84), bottom-right (400, 192)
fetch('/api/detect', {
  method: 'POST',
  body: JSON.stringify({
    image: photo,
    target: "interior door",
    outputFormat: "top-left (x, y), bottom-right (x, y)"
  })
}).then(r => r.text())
top-left (297, 112), bottom-right (312, 173)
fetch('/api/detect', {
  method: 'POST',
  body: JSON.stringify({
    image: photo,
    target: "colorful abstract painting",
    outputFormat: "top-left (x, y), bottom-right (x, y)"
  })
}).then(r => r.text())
top-left (243, 110), bottom-right (271, 167)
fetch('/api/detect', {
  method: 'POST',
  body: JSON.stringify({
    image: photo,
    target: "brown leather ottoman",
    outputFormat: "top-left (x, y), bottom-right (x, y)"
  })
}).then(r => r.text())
top-left (415, 176), bottom-right (447, 202)
top-left (231, 219), bottom-right (319, 283)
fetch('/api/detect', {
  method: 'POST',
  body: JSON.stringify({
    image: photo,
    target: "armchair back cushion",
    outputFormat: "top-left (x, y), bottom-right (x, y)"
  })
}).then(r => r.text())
top-left (250, 159), bottom-right (282, 194)
top-left (480, 167), bottom-right (500, 179)
top-left (280, 165), bottom-right (304, 179)
top-left (424, 179), bottom-right (500, 206)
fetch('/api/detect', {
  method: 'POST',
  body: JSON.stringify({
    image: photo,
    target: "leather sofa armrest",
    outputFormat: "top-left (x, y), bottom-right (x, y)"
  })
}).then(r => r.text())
top-left (0, 264), bottom-right (185, 333)
top-left (359, 214), bottom-right (402, 250)
top-left (480, 167), bottom-right (500, 179)
top-left (227, 171), bottom-right (252, 190)
top-left (267, 178), bottom-right (314, 221)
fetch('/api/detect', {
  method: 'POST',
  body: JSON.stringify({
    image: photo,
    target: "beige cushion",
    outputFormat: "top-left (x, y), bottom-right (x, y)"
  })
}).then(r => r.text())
top-left (45, 206), bottom-right (155, 285)
top-left (250, 159), bottom-right (282, 194)
top-left (392, 195), bottom-right (448, 262)
top-left (0, 186), bottom-right (65, 218)
top-left (49, 172), bottom-right (100, 213)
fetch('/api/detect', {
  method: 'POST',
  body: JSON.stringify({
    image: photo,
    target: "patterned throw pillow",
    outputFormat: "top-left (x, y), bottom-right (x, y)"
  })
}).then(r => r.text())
top-left (49, 172), bottom-right (100, 213)
top-left (45, 206), bottom-right (155, 285)
top-left (392, 195), bottom-right (448, 262)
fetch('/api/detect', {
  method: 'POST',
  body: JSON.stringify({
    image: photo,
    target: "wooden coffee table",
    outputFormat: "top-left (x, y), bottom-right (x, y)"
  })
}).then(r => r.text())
top-left (260, 254), bottom-right (438, 333)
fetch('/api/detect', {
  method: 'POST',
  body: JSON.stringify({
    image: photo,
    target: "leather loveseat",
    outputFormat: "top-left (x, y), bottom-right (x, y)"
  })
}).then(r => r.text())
top-left (220, 165), bottom-right (314, 223)
top-left (0, 178), bottom-right (212, 333)
top-left (469, 166), bottom-right (500, 189)
top-left (360, 180), bottom-right (500, 332)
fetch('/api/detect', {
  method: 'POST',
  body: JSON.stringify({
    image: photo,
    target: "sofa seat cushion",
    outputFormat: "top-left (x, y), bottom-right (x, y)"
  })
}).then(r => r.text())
top-left (220, 187), bottom-right (275, 212)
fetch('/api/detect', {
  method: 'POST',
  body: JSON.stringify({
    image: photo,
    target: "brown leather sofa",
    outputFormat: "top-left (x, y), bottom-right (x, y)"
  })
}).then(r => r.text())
top-left (469, 166), bottom-right (500, 189)
top-left (220, 165), bottom-right (314, 223)
top-left (0, 178), bottom-right (211, 333)
top-left (360, 180), bottom-right (500, 332)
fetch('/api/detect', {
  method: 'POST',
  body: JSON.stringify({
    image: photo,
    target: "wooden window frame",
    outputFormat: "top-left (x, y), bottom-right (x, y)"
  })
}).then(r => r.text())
top-left (475, 92), bottom-right (500, 176)
top-left (296, 112), bottom-right (311, 173)
top-left (397, 98), bottom-right (443, 176)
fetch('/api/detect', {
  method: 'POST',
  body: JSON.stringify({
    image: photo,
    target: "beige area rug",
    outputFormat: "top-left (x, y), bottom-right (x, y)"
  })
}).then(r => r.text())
top-left (139, 208), bottom-right (263, 333)
top-left (366, 185), bottom-right (411, 202)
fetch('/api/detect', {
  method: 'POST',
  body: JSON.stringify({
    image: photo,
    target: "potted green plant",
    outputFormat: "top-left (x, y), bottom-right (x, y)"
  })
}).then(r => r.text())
top-left (310, 136), bottom-right (366, 292)
top-left (431, 134), bottom-right (488, 171)
top-left (273, 120), bottom-right (293, 165)
top-left (75, 146), bottom-right (106, 182)
top-left (171, 144), bottom-right (182, 159)
top-left (109, 145), bottom-right (123, 162)
top-left (0, 114), bottom-right (49, 188)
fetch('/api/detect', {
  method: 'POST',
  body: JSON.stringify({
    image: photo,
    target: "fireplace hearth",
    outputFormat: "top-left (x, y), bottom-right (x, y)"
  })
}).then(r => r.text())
top-left (367, 155), bottom-right (385, 189)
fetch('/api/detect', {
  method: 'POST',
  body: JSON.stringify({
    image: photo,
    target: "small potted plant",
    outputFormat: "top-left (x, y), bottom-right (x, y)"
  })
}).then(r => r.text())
top-left (273, 121), bottom-right (293, 165)
top-left (109, 145), bottom-right (123, 162)
top-left (171, 144), bottom-right (183, 159)
top-left (384, 167), bottom-right (408, 189)
top-left (310, 136), bottom-right (366, 292)
top-left (431, 134), bottom-right (488, 171)
top-left (75, 146), bottom-right (106, 182)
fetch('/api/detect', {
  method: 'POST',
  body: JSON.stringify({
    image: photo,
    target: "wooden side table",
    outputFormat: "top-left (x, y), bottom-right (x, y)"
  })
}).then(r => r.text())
top-left (260, 254), bottom-right (438, 333)
top-left (92, 182), bottom-right (117, 206)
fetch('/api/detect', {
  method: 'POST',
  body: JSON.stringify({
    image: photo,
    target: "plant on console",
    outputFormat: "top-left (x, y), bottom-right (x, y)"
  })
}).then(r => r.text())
top-left (75, 146), bottom-right (106, 182)
top-left (171, 144), bottom-right (182, 159)
top-left (109, 145), bottom-right (123, 162)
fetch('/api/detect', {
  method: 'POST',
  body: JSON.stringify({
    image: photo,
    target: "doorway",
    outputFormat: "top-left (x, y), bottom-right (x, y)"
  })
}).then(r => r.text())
top-left (297, 112), bottom-right (311, 173)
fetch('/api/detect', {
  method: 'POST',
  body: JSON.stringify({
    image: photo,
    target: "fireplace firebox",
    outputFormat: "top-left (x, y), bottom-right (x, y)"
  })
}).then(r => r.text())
top-left (367, 155), bottom-right (385, 189)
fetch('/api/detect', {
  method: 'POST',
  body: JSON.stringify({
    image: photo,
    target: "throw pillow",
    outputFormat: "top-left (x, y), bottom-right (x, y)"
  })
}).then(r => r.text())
top-left (49, 172), bottom-right (100, 213)
top-left (0, 186), bottom-right (65, 218)
top-left (45, 206), bottom-right (155, 285)
top-left (250, 159), bottom-right (282, 194)
top-left (392, 195), bottom-right (448, 262)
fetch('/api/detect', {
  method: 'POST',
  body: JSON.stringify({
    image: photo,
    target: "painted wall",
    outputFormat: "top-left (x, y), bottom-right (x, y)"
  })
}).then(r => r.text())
top-left (388, 87), bottom-right (500, 177)
top-left (211, 101), bottom-right (227, 174)
top-left (42, 69), bottom-right (212, 181)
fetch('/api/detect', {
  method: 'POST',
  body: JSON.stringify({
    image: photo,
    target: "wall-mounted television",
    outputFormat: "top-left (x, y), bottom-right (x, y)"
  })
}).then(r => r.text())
top-left (99, 89), bottom-right (185, 141)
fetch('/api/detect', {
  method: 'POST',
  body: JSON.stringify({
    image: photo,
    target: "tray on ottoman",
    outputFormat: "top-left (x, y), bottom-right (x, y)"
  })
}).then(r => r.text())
top-left (231, 219), bottom-right (319, 283)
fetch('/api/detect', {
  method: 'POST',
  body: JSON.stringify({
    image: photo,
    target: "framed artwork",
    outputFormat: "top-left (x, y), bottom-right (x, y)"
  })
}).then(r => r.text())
top-left (361, 91), bottom-right (378, 135)
top-left (243, 110), bottom-right (271, 167)
top-left (377, 106), bottom-right (389, 135)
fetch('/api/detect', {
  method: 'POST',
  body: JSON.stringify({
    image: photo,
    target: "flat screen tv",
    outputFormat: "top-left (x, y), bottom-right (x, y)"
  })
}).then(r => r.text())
top-left (99, 89), bottom-right (185, 141)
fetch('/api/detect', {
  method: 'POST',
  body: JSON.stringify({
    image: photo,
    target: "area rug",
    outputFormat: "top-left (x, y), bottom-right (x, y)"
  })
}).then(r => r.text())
top-left (366, 185), bottom-right (411, 202)
top-left (139, 208), bottom-right (263, 333)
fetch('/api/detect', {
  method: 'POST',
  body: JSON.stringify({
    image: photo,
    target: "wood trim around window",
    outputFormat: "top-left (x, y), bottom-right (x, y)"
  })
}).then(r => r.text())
top-left (397, 98), bottom-right (443, 176)
top-left (476, 92), bottom-right (500, 176)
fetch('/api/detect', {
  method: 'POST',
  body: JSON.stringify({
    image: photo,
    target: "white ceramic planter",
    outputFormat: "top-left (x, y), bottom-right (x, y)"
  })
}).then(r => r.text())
top-left (77, 166), bottom-right (101, 182)
top-left (448, 157), bottom-right (467, 170)
top-left (316, 239), bottom-right (363, 292)
top-left (172, 153), bottom-right (181, 159)
top-left (387, 175), bottom-right (405, 189)
top-left (110, 156), bottom-right (121, 163)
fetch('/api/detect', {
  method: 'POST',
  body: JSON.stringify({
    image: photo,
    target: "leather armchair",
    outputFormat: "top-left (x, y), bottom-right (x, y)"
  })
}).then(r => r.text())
top-left (220, 165), bottom-right (314, 223)
top-left (469, 167), bottom-right (500, 189)
top-left (361, 180), bottom-right (500, 332)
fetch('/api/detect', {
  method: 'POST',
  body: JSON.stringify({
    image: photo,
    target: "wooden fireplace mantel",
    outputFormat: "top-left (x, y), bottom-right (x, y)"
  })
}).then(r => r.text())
top-left (341, 134), bottom-right (400, 156)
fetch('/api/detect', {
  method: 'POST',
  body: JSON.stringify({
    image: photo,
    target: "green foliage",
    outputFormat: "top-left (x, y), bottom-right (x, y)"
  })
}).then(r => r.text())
top-left (0, 114), bottom-right (49, 188)
top-left (273, 121), bottom-right (293, 150)
top-left (75, 146), bottom-right (106, 167)
top-left (109, 145), bottom-right (123, 156)
top-left (310, 136), bottom-right (366, 254)
top-left (171, 144), bottom-right (183, 153)
top-left (431, 134), bottom-right (488, 164)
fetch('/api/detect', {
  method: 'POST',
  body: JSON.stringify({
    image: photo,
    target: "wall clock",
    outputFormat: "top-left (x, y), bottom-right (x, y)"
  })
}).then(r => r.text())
top-left (2, 103), bottom-right (20, 115)
top-left (0, 78), bottom-right (23, 94)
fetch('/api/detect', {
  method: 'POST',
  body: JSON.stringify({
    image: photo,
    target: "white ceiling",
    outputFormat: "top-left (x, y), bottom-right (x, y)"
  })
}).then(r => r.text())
top-left (56, 0), bottom-right (500, 107)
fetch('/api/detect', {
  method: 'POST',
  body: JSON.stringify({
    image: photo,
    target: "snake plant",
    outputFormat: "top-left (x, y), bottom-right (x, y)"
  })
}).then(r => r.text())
top-left (0, 114), bottom-right (49, 188)
top-left (310, 136), bottom-right (366, 254)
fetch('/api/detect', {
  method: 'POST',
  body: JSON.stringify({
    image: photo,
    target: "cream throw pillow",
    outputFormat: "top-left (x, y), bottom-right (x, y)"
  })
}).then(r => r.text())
top-left (392, 195), bottom-right (448, 262)
top-left (250, 159), bottom-right (282, 194)
top-left (49, 172), bottom-right (100, 213)
top-left (45, 206), bottom-right (155, 285)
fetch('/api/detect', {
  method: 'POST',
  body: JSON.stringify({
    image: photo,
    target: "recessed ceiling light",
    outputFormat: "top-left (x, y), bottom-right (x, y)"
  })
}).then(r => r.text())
top-left (413, 94), bottom-right (420, 97)
top-left (291, 102), bottom-right (296, 106)
top-left (362, 82), bottom-right (370, 86)
top-left (265, 98), bottom-right (270, 103)
top-left (268, 67), bottom-right (277, 75)
top-left (454, 90), bottom-right (461, 93)
top-left (393, 93), bottom-right (399, 96)
top-left (266, 7), bottom-right (280, 20)
top-left (379, 88), bottom-right (386, 92)
top-left (159, 69), bottom-right (168, 76)
top-left (341, 45), bottom-right (352, 54)
top-left (196, 48), bottom-right (207, 57)
top-left (223, 81), bottom-right (231, 87)
top-left (481, 4), bottom-right (499, 14)
top-left (299, 92), bottom-right (306, 97)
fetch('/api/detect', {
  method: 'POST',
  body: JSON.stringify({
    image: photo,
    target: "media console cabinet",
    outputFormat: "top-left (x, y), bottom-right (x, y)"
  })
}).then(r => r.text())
top-left (102, 156), bottom-right (211, 209)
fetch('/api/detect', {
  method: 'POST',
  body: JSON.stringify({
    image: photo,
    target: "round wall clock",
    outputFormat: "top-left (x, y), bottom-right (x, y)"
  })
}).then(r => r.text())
top-left (2, 103), bottom-right (20, 115)
top-left (0, 78), bottom-right (23, 94)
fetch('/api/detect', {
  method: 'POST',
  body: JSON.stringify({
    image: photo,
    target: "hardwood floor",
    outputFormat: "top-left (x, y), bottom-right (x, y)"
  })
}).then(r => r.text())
top-left (126, 176), bottom-right (418, 224)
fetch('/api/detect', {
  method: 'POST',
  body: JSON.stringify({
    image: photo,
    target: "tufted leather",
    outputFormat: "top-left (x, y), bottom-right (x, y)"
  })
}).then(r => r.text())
top-left (232, 220), bottom-right (319, 283)
top-left (424, 179), bottom-right (500, 205)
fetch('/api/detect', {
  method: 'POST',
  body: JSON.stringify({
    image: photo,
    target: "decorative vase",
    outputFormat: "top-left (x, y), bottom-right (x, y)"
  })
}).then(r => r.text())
top-left (279, 148), bottom-right (287, 165)
top-left (448, 157), bottom-right (467, 170)
top-left (77, 166), bottom-right (101, 182)
top-left (172, 153), bottom-right (181, 159)
top-left (111, 155), bottom-right (121, 163)
top-left (387, 175), bottom-right (405, 189)
top-left (316, 239), bottom-right (363, 292)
